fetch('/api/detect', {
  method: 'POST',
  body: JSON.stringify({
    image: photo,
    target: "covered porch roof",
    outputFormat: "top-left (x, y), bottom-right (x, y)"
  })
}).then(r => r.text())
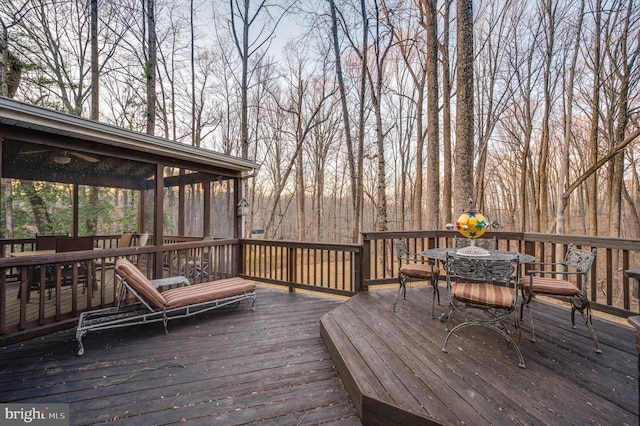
top-left (0, 96), bottom-right (260, 260)
top-left (0, 97), bottom-right (258, 190)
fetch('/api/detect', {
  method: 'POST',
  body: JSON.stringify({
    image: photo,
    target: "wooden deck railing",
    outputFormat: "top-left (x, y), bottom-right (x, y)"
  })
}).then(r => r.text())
top-left (0, 238), bottom-right (239, 344)
top-left (240, 239), bottom-right (361, 296)
top-left (1, 231), bottom-right (639, 344)
top-left (362, 230), bottom-right (640, 318)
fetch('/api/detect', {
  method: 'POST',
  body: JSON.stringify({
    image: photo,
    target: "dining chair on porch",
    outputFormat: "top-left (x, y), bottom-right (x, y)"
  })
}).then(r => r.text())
top-left (519, 244), bottom-right (600, 353)
top-left (55, 236), bottom-right (95, 298)
top-left (28, 233), bottom-right (68, 298)
top-left (443, 253), bottom-right (525, 368)
top-left (393, 240), bottom-right (440, 319)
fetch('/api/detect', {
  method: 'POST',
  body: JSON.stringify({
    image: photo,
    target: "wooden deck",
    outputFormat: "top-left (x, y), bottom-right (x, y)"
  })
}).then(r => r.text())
top-left (2, 282), bottom-right (638, 425)
top-left (320, 285), bottom-right (639, 425)
top-left (0, 285), bottom-right (361, 425)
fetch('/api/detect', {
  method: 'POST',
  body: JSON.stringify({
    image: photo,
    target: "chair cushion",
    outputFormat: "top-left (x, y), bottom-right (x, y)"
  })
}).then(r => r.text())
top-left (519, 276), bottom-right (581, 296)
top-left (451, 282), bottom-right (514, 309)
top-left (400, 264), bottom-right (439, 279)
top-left (162, 278), bottom-right (256, 309)
top-left (115, 258), bottom-right (166, 309)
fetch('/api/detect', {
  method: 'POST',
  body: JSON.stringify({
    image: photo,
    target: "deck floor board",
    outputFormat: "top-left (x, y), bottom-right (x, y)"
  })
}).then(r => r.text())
top-left (2, 282), bottom-right (638, 425)
top-left (0, 285), bottom-right (361, 425)
top-left (321, 284), bottom-right (639, 425)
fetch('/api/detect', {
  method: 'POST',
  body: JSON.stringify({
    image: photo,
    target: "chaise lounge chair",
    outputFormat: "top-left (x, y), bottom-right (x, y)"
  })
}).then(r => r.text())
top-left (75, 258), bottom-right (256, 355)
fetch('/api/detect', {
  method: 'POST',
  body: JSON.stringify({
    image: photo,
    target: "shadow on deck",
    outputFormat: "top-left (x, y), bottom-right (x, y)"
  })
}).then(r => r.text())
top-left (320, 285), bottom-right (639, 425)
top-left (0, 285), bottom-right (361, 425)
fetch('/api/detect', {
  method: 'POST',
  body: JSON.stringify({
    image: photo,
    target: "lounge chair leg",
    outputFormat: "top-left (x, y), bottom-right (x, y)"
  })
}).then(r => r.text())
top-left (76, 329), bottom-right (86, 356)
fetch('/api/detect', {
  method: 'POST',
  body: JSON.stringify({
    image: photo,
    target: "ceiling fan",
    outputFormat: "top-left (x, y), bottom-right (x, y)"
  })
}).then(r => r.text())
top-left (20, 149), bottom-right (100, 164)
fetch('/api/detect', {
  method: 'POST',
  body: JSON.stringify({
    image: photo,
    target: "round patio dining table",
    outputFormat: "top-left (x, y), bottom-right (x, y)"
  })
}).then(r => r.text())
top-left (420, 247), bottom-right (536, 264)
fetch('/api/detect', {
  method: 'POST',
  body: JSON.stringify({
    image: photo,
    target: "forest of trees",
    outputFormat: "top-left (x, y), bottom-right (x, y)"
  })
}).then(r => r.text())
top-left (1, 0), bottom-right (639, 244)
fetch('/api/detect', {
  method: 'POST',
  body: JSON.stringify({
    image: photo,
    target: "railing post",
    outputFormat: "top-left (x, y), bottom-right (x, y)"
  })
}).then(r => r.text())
top-left (361, 238), bottom-right (370, 292)
top-left (628, 316), bottom-right (640, 415)
top-left (288, 246), bottom-right (297, 293)
top-left (237, 239), bottom-right (244, 277)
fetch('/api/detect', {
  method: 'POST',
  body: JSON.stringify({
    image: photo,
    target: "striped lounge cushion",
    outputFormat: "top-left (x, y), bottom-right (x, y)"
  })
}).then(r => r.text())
top-left (162, 278), bottom-right (256, 309)
top-left (115, 258), bottom-right (166, 309)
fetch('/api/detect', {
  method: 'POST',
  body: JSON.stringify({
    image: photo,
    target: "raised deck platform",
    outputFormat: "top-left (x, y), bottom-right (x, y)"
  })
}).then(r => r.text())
top-left (320, 285), bottom-right (638, 425)
top-left (0, 286), bottom-right (360, 425)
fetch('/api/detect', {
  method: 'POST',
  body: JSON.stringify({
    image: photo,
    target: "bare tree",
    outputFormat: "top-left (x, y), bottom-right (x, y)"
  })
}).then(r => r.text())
top-left (327, 0), bottom-right (364, 243)
top-left (586, 0), bottom-right (602, 236)
top-left (366, 0), bottom-right (393, 232)
top-left (440, 0), bottom-right (453, 225)
top-left (454, 0), bottom-right (474, 212)
top-left (145, 0), bottom-right (157, 134)
top-left (418, 0), bottom-right (440, 229)
top-left (605, 0), bottom-right (638, 238)
top-left (556, 0), bottom-right (584, 234)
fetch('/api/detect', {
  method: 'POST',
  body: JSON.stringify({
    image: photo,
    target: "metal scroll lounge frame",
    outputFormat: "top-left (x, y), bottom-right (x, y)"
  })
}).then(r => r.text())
top-left (75, 258), bottom-right (256, 355)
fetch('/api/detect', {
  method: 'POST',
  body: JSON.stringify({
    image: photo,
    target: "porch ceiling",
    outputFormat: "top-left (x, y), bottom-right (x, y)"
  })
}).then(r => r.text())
top-left (0, 97), bottom-right (259, 190)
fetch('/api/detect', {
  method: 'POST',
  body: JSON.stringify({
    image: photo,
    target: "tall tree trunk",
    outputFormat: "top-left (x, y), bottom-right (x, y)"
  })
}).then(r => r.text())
top-left (557, 0), bottom-right (584, 234)
top-left (190, 0), bottom-right (196, 146)
top-left (145, 0), bottom-right (157, 135)
top-left (328, 0), bottom-right (359, 242)
top-left (608, 0), bottom-right (633, 238)
top-left (537, 0), bottom-right (556, 233)
top-left (355, 0), bottom-right (367, 242)
top-left (368, 0), bottom-right (390, 233)
top-left (441, 0), bottom-right (453, 225)
top-left (87, 0), bottom-right (99, 235)
top-left (90, 0), bottom-right (99, 121)
top-left (424, 0), bottom-right (440, 228)
top-left (587, 0), bottom-right (601, 236)
top-left (296, 75), bottom-right (306, 241)
top-left (454, 0), bottom-right (474, 212)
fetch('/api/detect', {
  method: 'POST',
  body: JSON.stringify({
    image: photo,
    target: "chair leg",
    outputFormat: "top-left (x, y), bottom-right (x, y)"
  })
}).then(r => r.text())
top-left (521, 301), bottom-right (537, 343)
top-left (392, 275), bottom-right (406, 312)
top-left (430, 276), bottom-right (439, 319)
top-left (442, 321), bottom-right (526, 368)
top-left (571, 296), bottom-right (602, 354)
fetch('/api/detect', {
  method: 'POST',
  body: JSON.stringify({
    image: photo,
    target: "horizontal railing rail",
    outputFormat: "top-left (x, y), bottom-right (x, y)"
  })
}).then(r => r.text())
top-left (240, 239), bottom-right (361, 296)
top-left (2, 231), bottom-right (639, 345)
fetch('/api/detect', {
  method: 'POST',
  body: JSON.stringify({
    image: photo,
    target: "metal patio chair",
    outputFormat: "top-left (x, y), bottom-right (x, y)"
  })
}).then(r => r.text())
top-left (393, 240), bottom-right (440, 318)
top-left (443, 253), bottom-right (525, 368)
top-left (519, 244), bottom-right (600, 353)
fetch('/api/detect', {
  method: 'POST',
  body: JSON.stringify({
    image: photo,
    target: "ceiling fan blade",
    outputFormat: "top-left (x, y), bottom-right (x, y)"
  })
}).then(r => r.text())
top-left (20, 149), bottom-right (50, 155)
top-left (69, 151), bottom-right (99, 162)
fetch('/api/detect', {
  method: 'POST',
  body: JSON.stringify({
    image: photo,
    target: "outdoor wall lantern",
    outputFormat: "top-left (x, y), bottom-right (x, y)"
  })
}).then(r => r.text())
top-left (237, 197), bottom-right (249, 217)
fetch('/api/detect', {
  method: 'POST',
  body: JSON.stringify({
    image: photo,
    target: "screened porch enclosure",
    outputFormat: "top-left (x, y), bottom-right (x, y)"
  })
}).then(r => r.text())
top-left (0, 97), bottom-right (258, 341)
top-left (0, 97), bottom-right (257, 247)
